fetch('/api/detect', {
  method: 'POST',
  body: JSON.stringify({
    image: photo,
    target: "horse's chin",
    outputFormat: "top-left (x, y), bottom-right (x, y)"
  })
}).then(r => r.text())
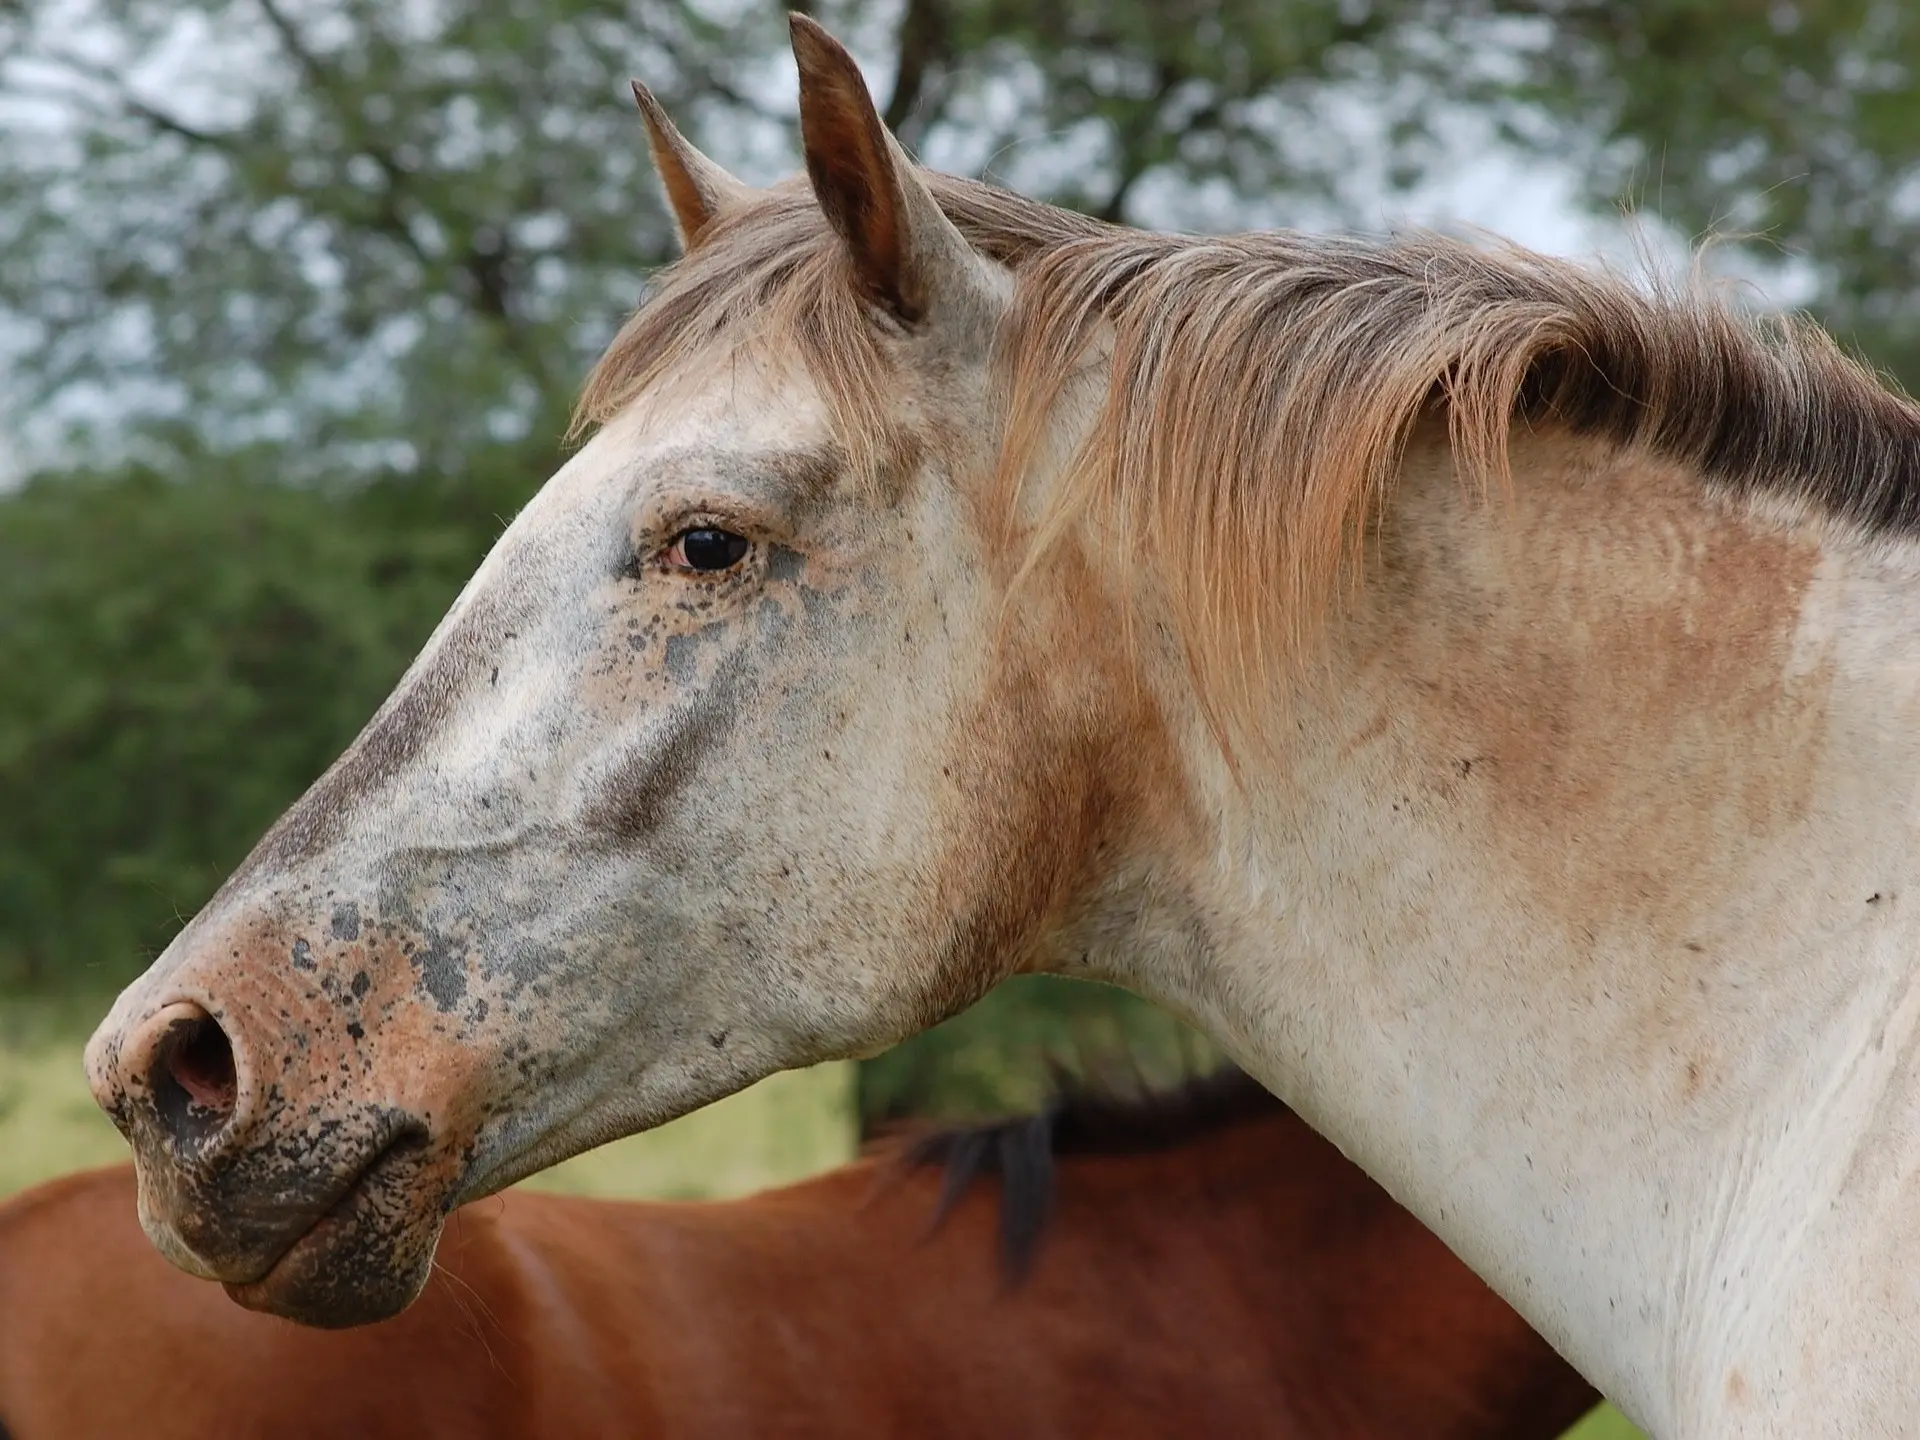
top-left (220, 1180), bottom-right (446, 1329)
top-left (217, 1133), bottom-right (455, 1329)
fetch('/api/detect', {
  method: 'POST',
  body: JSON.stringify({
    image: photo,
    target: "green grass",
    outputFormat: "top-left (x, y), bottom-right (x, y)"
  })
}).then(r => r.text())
top-left (1564, 1408), bottom-right (1649, 1439)
top-left (0, 989), bottom-right (133, 1197)
top-left (0, 989), bottom-right (1643, 1438)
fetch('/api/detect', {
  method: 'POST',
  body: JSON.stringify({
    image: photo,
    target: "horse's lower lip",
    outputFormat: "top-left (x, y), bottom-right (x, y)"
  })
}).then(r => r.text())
top-left (219, 1129), bottom-right (443, 1328)
top-left (224, 1208), bottom-right (346, 1300)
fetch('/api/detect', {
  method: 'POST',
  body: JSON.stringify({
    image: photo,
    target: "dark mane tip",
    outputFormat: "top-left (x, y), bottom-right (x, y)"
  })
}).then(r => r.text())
top-left (901, 1062), bottom-right (1279, 1283)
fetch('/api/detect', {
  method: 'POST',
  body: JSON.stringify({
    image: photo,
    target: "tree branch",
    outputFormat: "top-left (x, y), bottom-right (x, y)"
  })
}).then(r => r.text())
top-left (34, 51), bottom-right (236, 151)
top-left (883, 0), bottom-right (949, 135)
top-left (1094, 61), bottom-right (1193, 224)
top-left (249, 0), bottom-right (564, 396)
top-left (251, 0), bottom-right (424, 255)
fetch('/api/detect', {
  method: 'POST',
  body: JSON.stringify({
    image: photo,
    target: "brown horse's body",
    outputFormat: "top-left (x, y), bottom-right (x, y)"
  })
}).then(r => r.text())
top-left (0, 1073), bottom-right (1595, 1439)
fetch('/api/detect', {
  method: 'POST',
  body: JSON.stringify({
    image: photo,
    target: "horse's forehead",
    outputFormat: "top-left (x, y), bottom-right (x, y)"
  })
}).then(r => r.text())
top-left (534, 366), bottom-right (840, 521)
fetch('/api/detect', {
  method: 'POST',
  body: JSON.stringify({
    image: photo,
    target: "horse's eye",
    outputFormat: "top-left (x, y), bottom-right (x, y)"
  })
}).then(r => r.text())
top-left (665, 527), bottom-right (751, 573)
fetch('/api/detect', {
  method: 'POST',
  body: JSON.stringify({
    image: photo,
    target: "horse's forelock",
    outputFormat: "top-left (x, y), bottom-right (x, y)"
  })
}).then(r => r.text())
top-left (573, 181), bottom-right (906, 489)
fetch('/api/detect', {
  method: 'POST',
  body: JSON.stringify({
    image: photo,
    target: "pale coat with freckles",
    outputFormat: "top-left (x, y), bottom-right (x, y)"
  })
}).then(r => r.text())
top-left (578, 90), bottom-right (1920, 1436)
top-left (84, 17), bottom-right (1920, 1434)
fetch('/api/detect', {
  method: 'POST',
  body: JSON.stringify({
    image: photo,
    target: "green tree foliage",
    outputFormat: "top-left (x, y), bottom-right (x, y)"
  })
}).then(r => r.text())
top-left (825, 0), bottom-right (1419, 219)
top-left (0, 450), bottom-right (517, 985)
top-left (0, 0), bottom-right (739, 475)
top-left (1494, 0), bottom-right (1920, 386)
top-left (0, 0), bottom-right (1431, 475)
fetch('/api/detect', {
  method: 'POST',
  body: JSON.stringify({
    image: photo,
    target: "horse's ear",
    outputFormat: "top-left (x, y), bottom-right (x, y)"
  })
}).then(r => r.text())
top-left (630, 80), bottom-right (750, 252)
top-left (789, 14), bottom-right (975, 325)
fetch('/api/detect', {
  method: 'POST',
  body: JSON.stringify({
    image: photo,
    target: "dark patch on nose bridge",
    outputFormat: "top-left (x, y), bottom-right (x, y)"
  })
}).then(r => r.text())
top-left (411, 929), bottom-right (469, 1012)
top-left (330, 902), bottom-right (362, 941)
top-left (664, 621), bottom-right (729, 684)
top-left (234, 593), bottom-right (508, 878)
top-left (585, 686), bottom-right (738, 845)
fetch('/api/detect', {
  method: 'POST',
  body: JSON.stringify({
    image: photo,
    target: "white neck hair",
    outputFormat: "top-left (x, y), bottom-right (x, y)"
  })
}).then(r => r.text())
top-left (1070, 424), bottom-right (1920, 1437)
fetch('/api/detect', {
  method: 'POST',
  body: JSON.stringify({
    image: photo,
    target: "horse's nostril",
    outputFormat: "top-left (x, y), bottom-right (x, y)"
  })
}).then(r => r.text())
top-left (169, 1016), bottom-right (237, 1111)
top-left (153, 1010), bottom-right (239, 1146)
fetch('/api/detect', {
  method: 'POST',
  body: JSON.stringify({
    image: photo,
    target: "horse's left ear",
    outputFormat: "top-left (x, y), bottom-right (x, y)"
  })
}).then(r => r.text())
top-left (631, 80), bottom-right (750, 252)
top-left (789, 14), bottom-right (980, 326)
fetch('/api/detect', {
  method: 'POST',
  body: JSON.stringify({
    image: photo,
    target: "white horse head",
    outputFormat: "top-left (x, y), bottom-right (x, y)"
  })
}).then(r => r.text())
top-left (84, 18), bottom-right (1170, 1329)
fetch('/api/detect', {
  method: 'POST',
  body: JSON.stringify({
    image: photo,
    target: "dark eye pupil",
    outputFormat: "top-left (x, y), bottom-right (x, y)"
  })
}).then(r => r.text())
top-left (680, 528), bottom-right (749, 571)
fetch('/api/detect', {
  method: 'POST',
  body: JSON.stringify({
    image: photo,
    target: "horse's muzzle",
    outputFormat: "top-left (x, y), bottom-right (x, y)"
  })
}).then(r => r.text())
top-left (83, 925), bottom-right (486, 1327)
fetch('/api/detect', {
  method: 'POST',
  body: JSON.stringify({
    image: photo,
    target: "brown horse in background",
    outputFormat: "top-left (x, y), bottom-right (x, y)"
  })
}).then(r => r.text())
top-left (0, 1068), bottom-right (1597, 1438)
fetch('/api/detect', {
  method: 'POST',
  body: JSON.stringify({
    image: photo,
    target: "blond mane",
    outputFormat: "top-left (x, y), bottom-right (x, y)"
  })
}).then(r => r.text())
top-left (578, 170), bottom-right (1920, 735)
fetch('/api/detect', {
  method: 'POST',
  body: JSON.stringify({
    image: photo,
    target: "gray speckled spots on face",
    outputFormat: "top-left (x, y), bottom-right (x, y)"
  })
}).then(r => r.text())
top-left (800, 585), bottom-right (836, 624)
top-left (330, 903), bottom-right (362, 942)
top-left (291, 939), bottom-right (316, 972)
top-left (662, 631), bottom-right (696, 683)
top-left (663, 620), bottom-right (730, 684)
top-left (411, 931), bottom-right (468, 1013)
top-left (767, 544), bottom-right (806, 582)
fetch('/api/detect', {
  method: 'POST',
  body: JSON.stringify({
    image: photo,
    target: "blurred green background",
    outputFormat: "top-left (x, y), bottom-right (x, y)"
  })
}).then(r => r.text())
top-left (9, 2), bottom-right (1920, 1435)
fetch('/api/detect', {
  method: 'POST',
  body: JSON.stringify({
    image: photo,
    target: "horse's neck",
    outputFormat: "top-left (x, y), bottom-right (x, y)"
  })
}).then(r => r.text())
top-left (1113, 432), bottom-right (1920, 1438)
